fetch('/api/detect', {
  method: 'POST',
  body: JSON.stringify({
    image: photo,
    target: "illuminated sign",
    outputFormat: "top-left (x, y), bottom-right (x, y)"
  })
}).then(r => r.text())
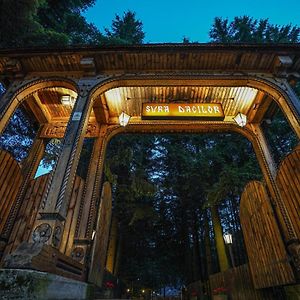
top-left (142, 103), bottom-right (225, 120)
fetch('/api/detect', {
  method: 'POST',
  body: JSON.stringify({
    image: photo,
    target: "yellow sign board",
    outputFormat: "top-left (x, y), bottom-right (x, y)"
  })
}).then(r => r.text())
top-left (142, 103), bottom-right (225, 120)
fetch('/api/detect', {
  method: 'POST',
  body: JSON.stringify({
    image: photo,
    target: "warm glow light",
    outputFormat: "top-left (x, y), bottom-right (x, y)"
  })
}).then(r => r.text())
top-left (233, 112), bottom-right (247, 127)
top-left (142, 290), bottom-right (145, 293)
top-left (126, 289), bottom-right (130, 293)
top-left (119, 112), bottom-right (131, 126)
top-left (61, 95), bottom-right (75, 107)
top-left (223, 233), bottom-right (233, 245)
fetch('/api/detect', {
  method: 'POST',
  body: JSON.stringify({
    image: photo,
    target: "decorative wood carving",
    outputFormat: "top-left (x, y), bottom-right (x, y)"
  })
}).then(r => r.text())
top-left (40, 122), bottom-right (100, 138)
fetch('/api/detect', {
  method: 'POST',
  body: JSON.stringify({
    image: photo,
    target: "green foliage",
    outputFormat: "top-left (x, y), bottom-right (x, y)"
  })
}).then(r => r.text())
top-left (105, 11), bottom-right (145, 44)
top-left (0, 106), bottom-right (38, 161)
top-left (209, 16), bottom-right (300, 43)
top-left (0, 1), bottom-right (144, 47)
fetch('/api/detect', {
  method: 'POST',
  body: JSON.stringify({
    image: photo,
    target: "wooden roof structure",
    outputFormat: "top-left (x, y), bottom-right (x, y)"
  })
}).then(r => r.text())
top-left (0, 43), bottom-right (299, 127)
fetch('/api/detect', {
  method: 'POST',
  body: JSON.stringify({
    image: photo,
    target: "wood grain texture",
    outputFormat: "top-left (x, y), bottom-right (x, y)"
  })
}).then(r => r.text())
top-left (240, 181), bottom-right (295, 288)
top-left (0, 151), bottom-right (23, 234)
top-left (209, 264), bottom-right (282, 300)
top-left (276, 145), bottom-right (300, 241)
top-left (5, 174), bottom-right (85, 257)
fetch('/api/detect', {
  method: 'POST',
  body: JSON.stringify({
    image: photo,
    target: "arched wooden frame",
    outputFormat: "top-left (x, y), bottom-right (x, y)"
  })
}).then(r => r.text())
top-left (1, 73), bottom-right (299, 277)
top-left (0, 77), bottom-right (79, 134)
top-left (89, 75), bottom-right (300, 138)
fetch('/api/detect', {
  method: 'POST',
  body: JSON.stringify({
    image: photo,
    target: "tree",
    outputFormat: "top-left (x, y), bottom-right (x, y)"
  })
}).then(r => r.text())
top-left (209, 16), bottom-right (300, 43)
top-left (105, 11), bottom-right (145, 44)
top-left (0, 0), bottom-right (104, 47)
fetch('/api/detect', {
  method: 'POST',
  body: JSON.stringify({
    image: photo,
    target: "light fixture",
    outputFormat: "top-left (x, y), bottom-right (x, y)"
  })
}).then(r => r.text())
top-left (119, 112), bottom-right (131, 127)
top-left (61, 95), bottom-right (75, 107)
top-left (233, 112), bottom-right (247, 127)
top-left (223, 232), bottom-right (233, 245)
top-left (126, 289), bottom-right (130, 293)
top-left (142, 289), bottom-right (145, 293)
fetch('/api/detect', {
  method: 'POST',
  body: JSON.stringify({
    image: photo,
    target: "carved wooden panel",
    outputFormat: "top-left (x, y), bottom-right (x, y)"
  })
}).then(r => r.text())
top-left (40, 122), bottom-right (100, 138)
top-left (240, 180), bottom-right (295, 288)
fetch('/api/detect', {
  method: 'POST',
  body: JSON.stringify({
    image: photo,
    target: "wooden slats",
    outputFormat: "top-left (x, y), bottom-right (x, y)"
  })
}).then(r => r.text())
top-left (240, 181), bottom-right (295, 288)
top-left (5, 174), bottom-right (49, 253)
top-left (209, 264), bottom-right (278, 300)
top-left (0, 150), bottom-right (23, 234)
top-left (5, 173), bottom-right (85, 257)
top-left (59, 175), bottom-right (85, 255)
top-left (276, 146), bottom-right (300, 240)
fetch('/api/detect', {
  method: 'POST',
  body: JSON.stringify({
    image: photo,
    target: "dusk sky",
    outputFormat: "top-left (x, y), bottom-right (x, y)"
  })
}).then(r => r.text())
top-left (84, 0), bottom-right (300, 43)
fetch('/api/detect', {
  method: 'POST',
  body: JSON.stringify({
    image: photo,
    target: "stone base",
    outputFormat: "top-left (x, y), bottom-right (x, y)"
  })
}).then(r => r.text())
top-left (0, 269), bottom-right (94, 300)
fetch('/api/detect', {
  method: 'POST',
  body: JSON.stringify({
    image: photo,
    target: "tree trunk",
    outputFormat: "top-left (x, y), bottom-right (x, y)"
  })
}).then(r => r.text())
top-left (211, 205), bottom-right (229, 272)
top-left (204, 209), bottom-right (213, 278)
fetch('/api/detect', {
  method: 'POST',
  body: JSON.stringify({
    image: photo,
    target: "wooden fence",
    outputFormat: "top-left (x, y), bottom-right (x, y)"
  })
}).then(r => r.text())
top-left (240, 181), bottom-right (295, 288)
top-left (209, 264), bottom-right (283, 300)
top-left (276, 145), bottom-right (300, 240)
top-left (0, 150), bottom-right (23, 235)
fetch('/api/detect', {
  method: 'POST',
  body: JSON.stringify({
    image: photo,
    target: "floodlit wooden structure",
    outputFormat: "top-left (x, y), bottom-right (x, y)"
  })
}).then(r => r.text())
top-left (0, 44), bottom-right (299, 292)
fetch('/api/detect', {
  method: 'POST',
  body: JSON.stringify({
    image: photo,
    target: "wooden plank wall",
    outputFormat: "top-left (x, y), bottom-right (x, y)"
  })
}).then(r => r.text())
top-left (209, 264), bottom-right (283, 300)
top-left (0, 150), bottom-right (23, 234)
top-left (276, 145), bottom-right (300, 240)
top-left (240, 181), bottom-right (295, 289)
top-left (5, 173), bottom-right (85, 256)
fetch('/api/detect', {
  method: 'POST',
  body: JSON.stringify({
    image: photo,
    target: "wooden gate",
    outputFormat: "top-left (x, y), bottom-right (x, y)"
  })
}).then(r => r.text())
top-left (276, 145), bottom-right (300, 240)
top-left (240, 181), bottom-right (295, 288)
top-left (4, 173), bottom-right (85, 256)
top-left (0, 150), bottom-right (23, 256)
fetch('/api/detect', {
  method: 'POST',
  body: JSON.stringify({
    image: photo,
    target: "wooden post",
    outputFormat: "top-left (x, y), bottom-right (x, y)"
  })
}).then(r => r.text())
top-left (250, 123), bottom-right (300, 276)
top-left (105, 216), bottom-right (118, 274)
top-left (70, 126), bottom-right (108, 264)
top-left (30, 81), bottom-right (95, 249)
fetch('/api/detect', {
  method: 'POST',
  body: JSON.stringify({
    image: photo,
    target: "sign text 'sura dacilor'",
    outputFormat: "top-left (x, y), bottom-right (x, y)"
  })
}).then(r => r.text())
top-left (142, 103), bottom-right (225, 120)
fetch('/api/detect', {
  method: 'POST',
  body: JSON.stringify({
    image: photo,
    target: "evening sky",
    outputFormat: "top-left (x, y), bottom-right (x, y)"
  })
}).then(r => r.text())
top-left (84, 0), bottom-right (300, 43)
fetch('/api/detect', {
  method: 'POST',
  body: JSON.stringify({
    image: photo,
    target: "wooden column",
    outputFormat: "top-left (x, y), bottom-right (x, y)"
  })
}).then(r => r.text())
top-left (249, 123), bottom-right (300, 276)
top-left (105, 216), bottom-right (118, 275)
top-left (71, 126), bottom-right (108, 264)
top-left (30, 81), bottom-right (95, 249)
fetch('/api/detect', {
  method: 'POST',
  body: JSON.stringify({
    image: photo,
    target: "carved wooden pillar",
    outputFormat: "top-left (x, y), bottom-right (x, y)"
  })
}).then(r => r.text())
top-left (71, 126), bottom-right (109, 264)
top-left (30, 80), bottom-right (96, 249)
top-left (250, 123), bottom-right (300, 276)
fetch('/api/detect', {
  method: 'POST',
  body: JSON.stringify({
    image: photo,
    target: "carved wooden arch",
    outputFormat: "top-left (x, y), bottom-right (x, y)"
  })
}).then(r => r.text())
top-left (102, 122), bottom-right (271, 191)
top-left (0, 77), bottom-right (79, 134)
top-left (89, 74), bottom-right (300, 137)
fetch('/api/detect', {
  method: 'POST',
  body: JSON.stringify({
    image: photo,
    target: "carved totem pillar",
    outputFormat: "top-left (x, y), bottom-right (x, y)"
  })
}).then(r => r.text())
top-left (30, 79), bottom-right (97, 249)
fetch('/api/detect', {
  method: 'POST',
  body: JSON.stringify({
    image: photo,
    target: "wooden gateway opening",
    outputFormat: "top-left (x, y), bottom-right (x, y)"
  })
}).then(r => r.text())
top-left (0, 44), bottom-right (299, 297)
